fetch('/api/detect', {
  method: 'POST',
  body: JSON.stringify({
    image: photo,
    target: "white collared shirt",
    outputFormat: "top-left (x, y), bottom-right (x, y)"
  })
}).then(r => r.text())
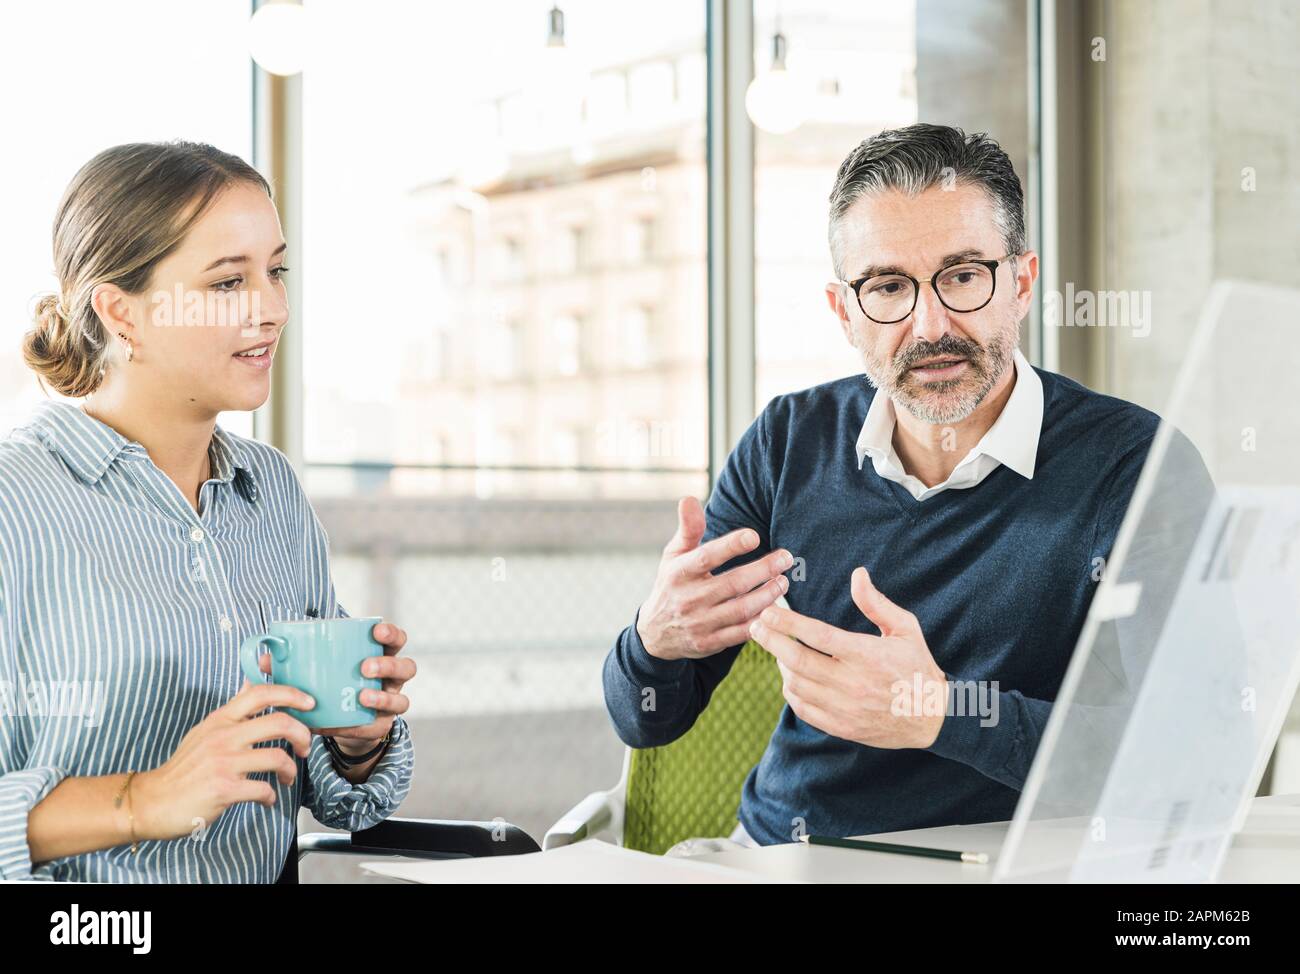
top-left (855, 347), bottom-right (1044, 502)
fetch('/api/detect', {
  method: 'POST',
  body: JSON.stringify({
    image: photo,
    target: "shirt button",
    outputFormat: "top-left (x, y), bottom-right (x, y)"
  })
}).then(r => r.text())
top-left (219, 616), bottom-right (233, 632)
top-left (190, 527), bottom-right (205, 543)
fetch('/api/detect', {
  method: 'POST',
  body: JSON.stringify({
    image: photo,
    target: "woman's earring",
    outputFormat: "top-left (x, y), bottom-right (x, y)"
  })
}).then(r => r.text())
top-left (118, 332), bottom-right (134, 363)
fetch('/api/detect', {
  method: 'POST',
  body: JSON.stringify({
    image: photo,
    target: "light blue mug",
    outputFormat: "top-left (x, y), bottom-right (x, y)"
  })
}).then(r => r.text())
top-left (239, 616), bottom-right (384, 729)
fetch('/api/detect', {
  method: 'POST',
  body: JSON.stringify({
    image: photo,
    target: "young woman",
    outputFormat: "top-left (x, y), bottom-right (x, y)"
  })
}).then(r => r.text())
top-left (0, 141), bottom-right (417, 882)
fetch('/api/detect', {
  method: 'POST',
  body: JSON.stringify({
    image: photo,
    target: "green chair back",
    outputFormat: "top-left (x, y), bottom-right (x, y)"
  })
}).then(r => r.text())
top-left (622, 639), bottom-right (784, 854)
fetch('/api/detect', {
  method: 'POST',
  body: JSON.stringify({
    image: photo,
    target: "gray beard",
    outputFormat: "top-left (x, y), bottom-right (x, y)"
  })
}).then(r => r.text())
top-left (859, 318), bottom-right (1018, 425)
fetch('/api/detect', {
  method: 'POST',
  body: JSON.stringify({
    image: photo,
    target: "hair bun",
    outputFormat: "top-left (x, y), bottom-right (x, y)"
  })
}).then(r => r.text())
top-left (31, 292), bottom-right (69, 341)
top-left (23, 291), bottom-right (101, 397)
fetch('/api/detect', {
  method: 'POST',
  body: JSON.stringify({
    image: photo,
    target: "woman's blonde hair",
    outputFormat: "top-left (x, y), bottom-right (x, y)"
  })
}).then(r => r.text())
top-left (22, 141), bottom-right (271, 397)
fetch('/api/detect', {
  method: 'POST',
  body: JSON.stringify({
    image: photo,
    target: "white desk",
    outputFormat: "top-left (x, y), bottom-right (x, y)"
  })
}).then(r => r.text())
top-left (691, 793), bottom-right (1300, 883)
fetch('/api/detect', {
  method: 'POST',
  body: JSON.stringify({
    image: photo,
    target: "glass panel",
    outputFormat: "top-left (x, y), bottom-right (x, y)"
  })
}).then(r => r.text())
top-left (0, 0), bottom-right (254, 439)
top-left (996, 282), bottom-right (1300, 883)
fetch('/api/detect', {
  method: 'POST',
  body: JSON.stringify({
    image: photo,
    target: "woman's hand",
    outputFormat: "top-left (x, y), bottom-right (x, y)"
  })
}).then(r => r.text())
top-left (310, 621), bottom-right (416, 755)
top-left (132, 682), bottom-right (315, 842)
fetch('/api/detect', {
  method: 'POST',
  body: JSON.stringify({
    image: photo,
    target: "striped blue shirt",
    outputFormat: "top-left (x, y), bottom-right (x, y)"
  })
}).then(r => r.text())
top-left (0, 400), bottom-right (413, 882)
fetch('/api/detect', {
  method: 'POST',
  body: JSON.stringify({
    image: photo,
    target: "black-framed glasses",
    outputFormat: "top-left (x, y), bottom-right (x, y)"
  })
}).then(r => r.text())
top-left (842, 254), bottom-right (1017, 324)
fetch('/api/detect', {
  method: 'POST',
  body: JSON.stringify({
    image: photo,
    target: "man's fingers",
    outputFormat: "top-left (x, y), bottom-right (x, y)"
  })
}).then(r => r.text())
top-left (850, 566), bottom-right (917, 638)
top-left (664, 495), bottom-right (707, 556)
top-left (680, 527), bottom-right (762, 577)
top-left (782, 683), bottom-right (844, 738)
top-left (700, 573), bottom-right (788, 630)
top-left (703, 548), bottom-right (793, 603)
top-left (684, 585), bottom-right (785, 654)
top-left (750, 622), bottom-right (839, 688)
top-left (678, 575), bottom-right (787, 655)
top-left (775, 658), bottom-right (837, 712)
top-left (757, 604), bottom-right (858, 658)
top-left (704, 621), bottom-right (770, 654)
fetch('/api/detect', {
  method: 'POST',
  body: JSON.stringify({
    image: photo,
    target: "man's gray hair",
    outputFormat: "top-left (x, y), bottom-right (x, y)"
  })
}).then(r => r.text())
top-left (828, 123), bottom-right (1026, 280)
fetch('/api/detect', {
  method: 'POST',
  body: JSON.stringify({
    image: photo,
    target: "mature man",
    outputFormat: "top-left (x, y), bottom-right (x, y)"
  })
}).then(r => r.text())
top-left (602, 123), bottom-right (1172, 847)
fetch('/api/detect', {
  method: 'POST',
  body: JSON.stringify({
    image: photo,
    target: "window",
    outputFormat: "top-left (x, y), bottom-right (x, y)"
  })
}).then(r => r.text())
top-left (621, 306), bottom-right (655, 369)
top-left (432, 328), bottom-right (453, 380)
top-left (551, 314), bottom-right (583, 376)
top-left (552, 427), bottom-right (581, 466)
top-left (628, 215), bottom-right (657, 262)
top-left (489, 318), bottom-right (523, 380)
top-left (751, 0), bottom-right (1034, 409)
top-left (498, 236), bottom-right (526, 280)
top-left (628, 60), bottom-right (676, 116)
top-left (299, 1), bottom-right (708, 873)
top-left (0, 0), bottom-right (254, 438)
top-left (586, 71), bottom-right (628, 129)
top-left (493, 426), bottom-right (522, 464)
top-left (557, 224), bottom-right (590, 274)
top-left (435, 247), bottom-right (454, 287)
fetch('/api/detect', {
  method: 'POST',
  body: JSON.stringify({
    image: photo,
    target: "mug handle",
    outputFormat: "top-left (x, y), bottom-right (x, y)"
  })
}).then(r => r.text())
top-left (239, 634), bottom-right (289, 685)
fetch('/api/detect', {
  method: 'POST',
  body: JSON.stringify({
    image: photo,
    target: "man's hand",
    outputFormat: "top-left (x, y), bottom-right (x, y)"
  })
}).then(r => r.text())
top-left (636, 496), bottom-right (792, 661)
top-left (749, 566), bottom-right (948, 749)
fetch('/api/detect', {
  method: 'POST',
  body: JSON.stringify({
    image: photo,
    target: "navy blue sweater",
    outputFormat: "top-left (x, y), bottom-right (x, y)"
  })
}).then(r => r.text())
top-left (603, 366), bottom-right (1183, 845)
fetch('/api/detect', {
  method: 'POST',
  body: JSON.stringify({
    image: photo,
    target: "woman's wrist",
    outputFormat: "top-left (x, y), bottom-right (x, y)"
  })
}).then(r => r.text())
top-left (331, 727), bottom-right (392, 758)
top-left (332, 736), bottom-right (377, 757)
top-left (128, 769), bottom-right (168, 842)
top-left (324, 732), bottom-right (391, 779)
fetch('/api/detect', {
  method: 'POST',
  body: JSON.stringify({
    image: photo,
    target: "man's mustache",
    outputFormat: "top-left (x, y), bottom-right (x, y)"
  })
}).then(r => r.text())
top-left (894, 337), bottom-right (984, 378)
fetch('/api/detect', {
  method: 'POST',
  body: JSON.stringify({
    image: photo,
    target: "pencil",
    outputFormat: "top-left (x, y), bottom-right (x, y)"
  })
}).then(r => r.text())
top-left (799, 834), bottom-right (989, 864)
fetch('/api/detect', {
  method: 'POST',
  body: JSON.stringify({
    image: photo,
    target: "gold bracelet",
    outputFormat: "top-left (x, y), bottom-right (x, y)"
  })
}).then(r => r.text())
top-left (113, 770), bottom-right (140, 855)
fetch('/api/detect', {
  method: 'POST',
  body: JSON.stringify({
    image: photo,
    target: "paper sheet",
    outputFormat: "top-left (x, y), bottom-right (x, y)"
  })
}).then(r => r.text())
top-left (359, 838), bottom-right (775, 884)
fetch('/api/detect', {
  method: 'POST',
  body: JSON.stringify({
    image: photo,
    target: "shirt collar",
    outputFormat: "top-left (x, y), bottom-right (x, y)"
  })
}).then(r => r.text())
top-left (24, 400), bottom-right (259, 501)
top-left (855, 346), bottom-right (1044, 481)
top-left (210, 424), bottom-right (260, 503)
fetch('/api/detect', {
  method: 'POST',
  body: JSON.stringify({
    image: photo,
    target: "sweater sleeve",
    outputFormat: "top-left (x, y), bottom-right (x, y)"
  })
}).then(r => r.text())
top-left (603, 403), bottom-right (777, 748)
top-left (924, 682), bottom-right (1053, 791)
